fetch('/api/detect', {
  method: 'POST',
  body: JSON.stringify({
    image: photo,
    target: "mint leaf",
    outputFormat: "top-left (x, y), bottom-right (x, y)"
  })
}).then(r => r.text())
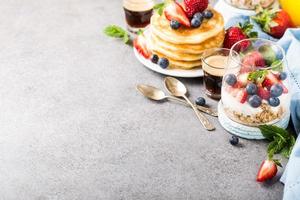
top-left (270, 60), bottom-right (283, 72)
top-left (248, 70), bottom-right (268, 84)
top-left (154, 3), bottom-right (165, 16)
top-left (103, 25), bottom-right (130, 44)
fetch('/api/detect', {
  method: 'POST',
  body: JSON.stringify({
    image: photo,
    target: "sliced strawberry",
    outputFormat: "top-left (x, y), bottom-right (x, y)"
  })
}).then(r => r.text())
top-left (164, 2), bottom-right (191, 27)
top-left (242, 51), bottom-right (266, 68)
top-left (133, 34), bottom-right (151, 59)
top-left (257, 86), bottom-right (270, 100)
top-left (263, 72), bottom-right (278, 88)
top-left (236, 73), bottom-right (249, 87)
top-left (256, 160), bottom-right (278, 182)
top-left (279, 81), bottom-right (288, 93)
top-left (236, 89), bottom-right (248, 103)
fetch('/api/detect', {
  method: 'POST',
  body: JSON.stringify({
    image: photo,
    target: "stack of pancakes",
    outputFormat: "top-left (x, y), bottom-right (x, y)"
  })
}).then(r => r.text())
top-left (147, 8), bottom-right (225, 69)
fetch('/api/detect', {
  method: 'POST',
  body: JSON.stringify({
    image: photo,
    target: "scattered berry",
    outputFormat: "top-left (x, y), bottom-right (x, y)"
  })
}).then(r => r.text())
top-left (230, 136), bottom-right (239, 145)
top-left (248, 95), bottom-right (262, 108)
top-left (193, 12), bottom-right (203, 21)
top-left (151, 54), bottom-right (159, 64)
top-left (246, 83), bottom-right (258, 95)
top-left (256, 159), bottom-right (279, 182)
top-left (203, 10), bottom-right (213, 19)
top-left (225, 74), bottom-right (237, 86)
top-left (268, 97), bottom-right (280, 107)
top-left (158, 58), bottom-right (169, 69)
top-left (270, 83), bottom-right (283, 97)
top-left (184, 0), bottom-right (208, 18)
top-left (191, 17), bottom-right (202, 28)
top-left (170, 20), bottom-right (181, 29)
top-left (279, 72), bottom-right (287, 80)
top-left (195, 97), bottom-right (206, 106)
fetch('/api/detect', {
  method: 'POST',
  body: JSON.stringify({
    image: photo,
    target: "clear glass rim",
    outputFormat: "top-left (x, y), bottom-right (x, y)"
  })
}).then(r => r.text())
top-left (202, 48), bottom-right (239, 69)
top-left (229, 38), bottom-right (286, 70)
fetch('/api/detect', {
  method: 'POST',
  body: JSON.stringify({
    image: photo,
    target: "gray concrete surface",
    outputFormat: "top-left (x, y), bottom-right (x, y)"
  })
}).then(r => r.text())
top-left (0, 0), bottom-right (286, 199)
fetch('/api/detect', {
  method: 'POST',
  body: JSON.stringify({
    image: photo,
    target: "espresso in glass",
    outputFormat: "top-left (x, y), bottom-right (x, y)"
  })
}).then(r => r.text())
top-left (123, 0), bottom-right (154, 33)
top-left (202, 48), bottom-right (231, 99)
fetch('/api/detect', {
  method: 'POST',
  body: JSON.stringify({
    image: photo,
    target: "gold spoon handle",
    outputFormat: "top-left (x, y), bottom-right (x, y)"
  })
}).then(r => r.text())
top-left (182, 95), bottom-right (215, 131)
top-left (167, 96), bottom-right (218, 117)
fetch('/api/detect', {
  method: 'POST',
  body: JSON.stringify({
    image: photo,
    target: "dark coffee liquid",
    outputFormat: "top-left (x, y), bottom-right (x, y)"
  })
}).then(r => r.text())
top-left (204, 71), bottom-right (223, 99)
top-left (124, 8), bottom-right (153, 28)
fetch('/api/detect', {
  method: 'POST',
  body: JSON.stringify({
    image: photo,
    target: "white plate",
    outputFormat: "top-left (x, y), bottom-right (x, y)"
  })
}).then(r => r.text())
top-left (134, 47), bottom-right (204, 78)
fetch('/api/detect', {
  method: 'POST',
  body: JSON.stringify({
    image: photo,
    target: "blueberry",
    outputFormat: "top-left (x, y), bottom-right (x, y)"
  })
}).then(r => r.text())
top-left (230, 136), bottom-right (239, 146)
top-left (158, 58), bottom-right (169, 69)
top-left (151, 54), bottom-right (159, 64)
top-left (268, 97), bottom-right (280, 107)
top-left (246, 83), bottom-right (258, 95)
top-left (270, 83), bottom-right (283, 97)
top-left (248, 95), bottom-right (262, 108)
top-left (193, 12), bottom-right (203, 21)
top-left (170, 20), bottom-right (181, 30)
top-left (279, 72), bottom-right (287, 80)
top-left (191, 18), bottom-right (202, 28)
top-left (224, 74), bottom-right (237, 86)
top-left (203, 10), bottom-right (213, 19)
top-left (195, 97), bottom-right (206, 106)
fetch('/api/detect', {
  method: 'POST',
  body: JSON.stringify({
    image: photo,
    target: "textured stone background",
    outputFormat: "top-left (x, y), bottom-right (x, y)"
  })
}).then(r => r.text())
top-left (0, 0), bottom-right (286, 199)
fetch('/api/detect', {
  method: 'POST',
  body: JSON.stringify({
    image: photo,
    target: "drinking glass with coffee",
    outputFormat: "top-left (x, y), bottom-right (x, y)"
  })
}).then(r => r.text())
top-left (202, 48), bottom-right (239, 99)
top-left (123, 0), bottom-right (154, 33)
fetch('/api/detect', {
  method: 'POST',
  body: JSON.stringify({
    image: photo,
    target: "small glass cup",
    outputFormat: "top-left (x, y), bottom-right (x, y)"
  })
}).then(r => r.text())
top-left (202, 48), bottom-right (238, 99)
top-left (123, 0), bottom-right (154, 33)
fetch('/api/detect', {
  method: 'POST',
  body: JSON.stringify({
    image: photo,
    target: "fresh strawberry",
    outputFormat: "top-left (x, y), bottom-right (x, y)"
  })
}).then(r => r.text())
top-left (242, 51), bottom-right (266, 68)
top-left (263, 72), bottom-right (278, 88)
top-left (256, 159), bottom-right (278, 182)
top-left (236, 89), bottom-right (248, 103)
top-left (223, 21), bottom-right (257, 50)
top-left (252, 8), bottom-right (293, 38)
top-left (257, 86), bottom-right (270, 100)
top-left (164, 2), bottom-right (191, 27)
top-left (133, 33), bottom-right (151, 59)
top-left (184, 0), bottom-right (208, 18)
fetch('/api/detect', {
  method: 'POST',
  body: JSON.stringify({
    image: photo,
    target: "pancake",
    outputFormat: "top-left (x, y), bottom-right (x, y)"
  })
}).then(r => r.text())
top-left (151, 8), bottom-right (224, 45)
top-left (153, 50), bottom-right (202, 69)
top-left (151, 29), bottom-right (224, 55)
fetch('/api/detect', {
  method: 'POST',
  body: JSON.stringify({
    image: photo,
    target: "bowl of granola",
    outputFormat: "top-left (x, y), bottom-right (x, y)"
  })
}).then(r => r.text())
top-left (221, 38), bottom-right (290, 127)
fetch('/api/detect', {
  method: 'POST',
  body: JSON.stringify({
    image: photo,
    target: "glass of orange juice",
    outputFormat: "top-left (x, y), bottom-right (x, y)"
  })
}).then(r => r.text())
top-left (279, 0), bottom-right (300, 27)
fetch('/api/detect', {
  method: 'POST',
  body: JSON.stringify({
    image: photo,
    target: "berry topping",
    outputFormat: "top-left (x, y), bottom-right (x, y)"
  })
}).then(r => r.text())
top-left (191, 17), bottom-right (202, 28)
top-left (248, 95), bottom-right (262, 108)
top-left (195, 97), bottom-right (206, 106)
top-left (164, 2), bottom-right (191, 27)
top-left (158, 58), bottom-right (169, 69)
top-left (236, 73), bottom-right (249, 87)
top-left (223, 21), bottom-right (257, 50)
top-left (270, 83), bottom-right (283, 97)
top-left (242, 51), bottom-right (266, 68)
top-left (184, 0), bottom-right (208, 18)
top-left (257, 86), bottom-right (270, 100)
top-left (246, 83), bottom-right (258, 95)
top-left (268, 97), bottom-right (280, 107)
top-left (170, 20), bottom-right (181, 29)
top-left (151, 54), bottom-right (159, 64)
top-left (229, 135), bottom-right (239, 145)
top-left (236, 89), bottom-right (248, 104)
top-left (225, 74), bottom-right (237, 86)
top-left (133, 33), bottom-right (151, 59)
top-left (193, 12), bottom-right (203, 21)
top-left (279, 72), bottom-right (287, 80)
top-left (203, 10), bottom-right (213, 19)
top-left (263, 72), bottom-right (278, 88)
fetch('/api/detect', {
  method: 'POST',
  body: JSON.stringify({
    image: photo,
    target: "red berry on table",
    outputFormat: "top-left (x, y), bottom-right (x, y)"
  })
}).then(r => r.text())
top-left (164, 2), bottom-right (191, 27)
top-left (256, 159), bottom-right (278, 182)
top-left (184, 0), bottom-right (208, 18)
top-left (133, 33), bottom-right (151, 59)
top-left (252, 8), bottom-right (293, 38)
top-left (223, 21), bottom-right (257, 50)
